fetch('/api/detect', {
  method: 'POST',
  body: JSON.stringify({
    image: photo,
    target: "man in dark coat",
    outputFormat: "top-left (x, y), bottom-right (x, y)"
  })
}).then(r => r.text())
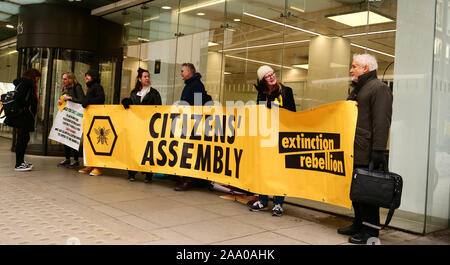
top-left (179, 63), bottom-right (208, 106)
top-left (338, 54), bottom-right (393, 244)
top-left (174, 63), bottom-right (208, 191)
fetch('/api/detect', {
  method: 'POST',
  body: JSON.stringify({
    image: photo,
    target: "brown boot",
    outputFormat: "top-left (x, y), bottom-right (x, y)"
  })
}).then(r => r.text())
top-left (174, 180), bottom-right (192, 191)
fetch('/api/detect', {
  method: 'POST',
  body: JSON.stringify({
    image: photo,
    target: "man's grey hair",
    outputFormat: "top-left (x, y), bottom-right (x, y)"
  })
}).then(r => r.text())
top-left (181, 63), bottom-right (196, 74)
top-left (353, 53), bottom-right (378, 71)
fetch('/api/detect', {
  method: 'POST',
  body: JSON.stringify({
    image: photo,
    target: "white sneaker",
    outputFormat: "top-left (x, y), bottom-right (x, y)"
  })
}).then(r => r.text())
top-left (249, 201), bottom-right (268, 211)
top-left (24, 161), bottom-right (33, 169)
top-left (15, 162), bottom-right (32, 172)
top-left (272, 204), bottom-right (283, 217)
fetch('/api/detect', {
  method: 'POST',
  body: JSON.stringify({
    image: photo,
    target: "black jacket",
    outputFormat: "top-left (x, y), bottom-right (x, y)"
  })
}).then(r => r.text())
top-left (62, 83), bottom-right (85, 104)
top-left (129, 87), bottom-right (162, 106)
top-left (180, 73), bottom-right (206, 106)
top-left (257, 84), bottom-right (296, 112)
top-left (347, 70), bottom-right (393, 165)
top-left (4, 77), bottom-right (38, 131)
top-left (82, 70), bottom-right (105, 107)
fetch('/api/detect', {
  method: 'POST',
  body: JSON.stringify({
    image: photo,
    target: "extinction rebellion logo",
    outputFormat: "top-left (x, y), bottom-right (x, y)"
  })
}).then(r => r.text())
top-left (279, 132), bottom-right (345, 176)
top-left (87, 116), bottom-right (118, 156)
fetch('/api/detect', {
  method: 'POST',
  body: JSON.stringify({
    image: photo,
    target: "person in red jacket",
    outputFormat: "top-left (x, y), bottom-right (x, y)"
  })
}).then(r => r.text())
top-left (4, 68), bottom-right (41, 171)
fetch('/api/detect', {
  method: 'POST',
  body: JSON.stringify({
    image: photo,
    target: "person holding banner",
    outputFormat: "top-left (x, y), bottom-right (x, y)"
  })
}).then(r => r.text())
top-left (174, 63), bottom-right (210, 191)
top-left (121, 68), bottom-right (162, 182)
top-left (4, 68), bottom-right (41, 171)
top-left (57, 72), bottom-right (85, 168)
top-left (78, 69), bottom-right (105, 176)
top-left (249, 65), bottom-right (296, 216)
top-left (337, 54), bottom-right (393, 244)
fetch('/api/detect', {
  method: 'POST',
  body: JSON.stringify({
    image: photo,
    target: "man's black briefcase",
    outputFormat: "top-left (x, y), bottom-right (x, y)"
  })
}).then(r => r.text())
top-left (350, 167), bottom-right (403, 228)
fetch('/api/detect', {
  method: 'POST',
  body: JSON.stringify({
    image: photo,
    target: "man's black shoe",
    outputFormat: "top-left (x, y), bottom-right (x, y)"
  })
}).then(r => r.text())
top-left (67, 161), bottom-right (80, 169)
top-left (337, 224), bottom-right (360, 236)
top-left (348, 232), bottom-right (373, 244)
top-left (144, 175), bottom-right (152, 183)
top-left (58, 159), bottom-right (70, 167)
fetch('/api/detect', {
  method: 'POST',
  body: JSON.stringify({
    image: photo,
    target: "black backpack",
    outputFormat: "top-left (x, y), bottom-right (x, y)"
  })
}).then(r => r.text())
top-left (0, 83), bottom-right (28, 119)
top-left (202, 91), bottom-right (213, 105)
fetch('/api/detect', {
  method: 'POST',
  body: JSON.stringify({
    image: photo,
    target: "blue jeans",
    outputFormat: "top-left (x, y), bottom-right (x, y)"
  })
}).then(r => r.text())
top-left (258, 195), bottom-right (285, 206)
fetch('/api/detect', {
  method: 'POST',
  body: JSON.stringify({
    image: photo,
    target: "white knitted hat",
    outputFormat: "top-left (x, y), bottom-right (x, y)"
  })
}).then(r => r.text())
top-left (257, 65), bottom-right (274, 81)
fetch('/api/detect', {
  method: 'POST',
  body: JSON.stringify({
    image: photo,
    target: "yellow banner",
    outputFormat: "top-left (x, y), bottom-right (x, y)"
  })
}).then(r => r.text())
top-left (83, 101), bottom-right (357, 208)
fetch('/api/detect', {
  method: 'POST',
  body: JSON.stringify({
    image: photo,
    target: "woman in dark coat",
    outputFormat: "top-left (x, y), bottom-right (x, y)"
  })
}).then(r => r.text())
top-left (78, 69), bottom-right (105, 176)
top-left (249, 65), bottom-right (296, 217)
top-left (57, 72), bottom-right (85, 168)
top-left (4, 68), bottom-right (41, 171)
top-left (121, 68), bottom-right (162, 182)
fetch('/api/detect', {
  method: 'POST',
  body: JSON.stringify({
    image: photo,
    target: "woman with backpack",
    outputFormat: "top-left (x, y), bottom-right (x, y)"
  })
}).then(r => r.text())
top-left (56, 72), bottom-right (85, 168)
top-left (4, 68), bottom-right (41, 171)
top-left (121, 67), bottom-right (162, 182)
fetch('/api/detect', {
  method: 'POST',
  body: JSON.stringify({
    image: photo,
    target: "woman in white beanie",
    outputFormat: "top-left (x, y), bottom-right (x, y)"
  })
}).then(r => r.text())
top-left (249, 65), bottom-right (296, 216)
top-left (254, 65), bottom-right (296, 111)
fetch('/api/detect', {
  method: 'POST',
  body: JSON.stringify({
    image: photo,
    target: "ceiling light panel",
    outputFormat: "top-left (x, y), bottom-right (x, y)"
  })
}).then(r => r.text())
top-left (8, 0), bottom-right (46, 4)
top-left (179, 0), bottom-right (225, 14)
top-left (327, 11), bottom-right (393, 27)
top-left (243, 12), bottom-right (321, 36)
top-left (225, 54), bottom-right (293, 70)
top-left (350, 43), bottom-right (395, 58)
top-left (0, 13), bottom-right (12, 22)
top-left (292, 64), bottom-right (308, 70)
top-left (343, 29), bottom-right (396, 38)
top-left (0, 2), bottom-right (20, 14)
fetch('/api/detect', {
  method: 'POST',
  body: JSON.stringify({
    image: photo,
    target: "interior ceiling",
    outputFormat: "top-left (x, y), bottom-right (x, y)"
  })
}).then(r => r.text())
top-left (0, 0), bottom-right (120, 42)
top-left (107, 0), bottom-right (396, 73)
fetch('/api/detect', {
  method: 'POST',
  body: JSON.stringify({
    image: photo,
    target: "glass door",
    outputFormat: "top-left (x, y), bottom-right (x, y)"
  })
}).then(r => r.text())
top-left (19, 47), bottom-right (49, 154)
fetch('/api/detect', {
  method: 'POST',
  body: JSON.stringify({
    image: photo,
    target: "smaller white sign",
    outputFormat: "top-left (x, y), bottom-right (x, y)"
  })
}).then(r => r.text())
top-left (48, 101), bottom-right (84, 150)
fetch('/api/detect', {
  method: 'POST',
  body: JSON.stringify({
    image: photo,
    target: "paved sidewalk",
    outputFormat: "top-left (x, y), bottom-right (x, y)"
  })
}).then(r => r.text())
top-left (0, 138), bottom-right (448, 245)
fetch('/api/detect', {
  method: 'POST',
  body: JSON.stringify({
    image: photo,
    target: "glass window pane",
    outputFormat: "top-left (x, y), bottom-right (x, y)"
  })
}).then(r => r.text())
top-left (0, 42), bottom-right (18, 138)
top-left (175, 0), bottom-right (225, 104)
top-left (105, 1), bottom-right (180, 105)
top-left (222, 0), bottom-right (285, 104)
top-left (426, 0), bottom-right (450, 233)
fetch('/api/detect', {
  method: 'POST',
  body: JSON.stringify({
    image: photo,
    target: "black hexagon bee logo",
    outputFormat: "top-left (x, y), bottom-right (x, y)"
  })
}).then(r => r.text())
top-left (87, 116), bottom-right (117, 156)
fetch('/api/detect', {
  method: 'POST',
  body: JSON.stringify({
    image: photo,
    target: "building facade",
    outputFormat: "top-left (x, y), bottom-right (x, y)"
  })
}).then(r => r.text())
top-left (0, 0), bottom-right (448, 234)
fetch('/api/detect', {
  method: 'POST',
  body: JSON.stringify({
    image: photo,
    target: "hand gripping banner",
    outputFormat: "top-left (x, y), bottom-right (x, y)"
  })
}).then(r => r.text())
top-left (83, 101), bottom-right (357, 208)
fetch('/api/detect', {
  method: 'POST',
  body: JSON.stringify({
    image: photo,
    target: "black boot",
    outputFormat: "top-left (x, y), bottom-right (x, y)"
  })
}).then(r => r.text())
top-left (58, 159), bottom-right (70, 167)
top-left (144, 173), bottom-right (153, 183)
top-left (337, 224), bottom-right (361, 236)
top-left (349, 231), bottom-right (373, 244)
top-left (175, 180), bottom-right (192, 191)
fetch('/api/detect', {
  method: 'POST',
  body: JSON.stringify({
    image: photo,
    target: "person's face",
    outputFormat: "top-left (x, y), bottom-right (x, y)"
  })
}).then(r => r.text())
top-left (62, 74), bottom-right (70, 87)
top-left (350, 60), bottom-right (369, 83)
top-left (264, 71), bottom-right (277, 86)
top-left (180, 66), bottom-right (192, 80)
top-left (85, 74), bottom-right (93, 84)
top-left (139, 72), bottom-right (151, 87)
